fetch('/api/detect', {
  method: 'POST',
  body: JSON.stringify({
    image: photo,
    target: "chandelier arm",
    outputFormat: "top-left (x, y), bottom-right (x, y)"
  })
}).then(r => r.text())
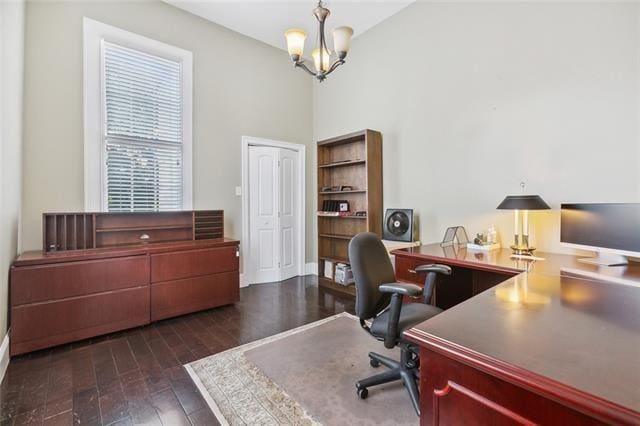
top-left (295, 61), bottom-right (317, 77)
top-left (315, 1), bottom-right (328, 72)
top-left (324, 59), bottom-right (345, 76)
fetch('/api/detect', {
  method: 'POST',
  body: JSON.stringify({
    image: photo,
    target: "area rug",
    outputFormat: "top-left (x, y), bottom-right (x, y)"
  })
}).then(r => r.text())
top-left (185, 312), bottom-right (418, 426)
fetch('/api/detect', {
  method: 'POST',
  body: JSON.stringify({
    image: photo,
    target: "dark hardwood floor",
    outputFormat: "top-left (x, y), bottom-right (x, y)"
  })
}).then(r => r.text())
top-left (0, 276), bottom-right (355, 425)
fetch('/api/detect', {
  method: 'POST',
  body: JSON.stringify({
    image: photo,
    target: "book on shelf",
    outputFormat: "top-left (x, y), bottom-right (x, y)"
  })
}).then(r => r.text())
top-left (317, 211), bottom-right (360, 217)
top-left (323, 261), bottom-right (334, 279)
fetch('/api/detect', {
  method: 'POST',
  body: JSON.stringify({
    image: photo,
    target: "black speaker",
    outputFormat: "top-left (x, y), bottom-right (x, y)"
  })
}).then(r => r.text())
top-left (383, 209), bottom-right (414, 242)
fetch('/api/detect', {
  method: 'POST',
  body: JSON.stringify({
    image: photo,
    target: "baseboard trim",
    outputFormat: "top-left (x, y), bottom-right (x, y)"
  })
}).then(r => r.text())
top-left (239, 273), bottom-right (249, 288)
top-left (241, 264), bottom-right (317, 288)
top-left (305, 262), bottom-right (318, 276)
top-left (0, 332), bottom-right (10, 383)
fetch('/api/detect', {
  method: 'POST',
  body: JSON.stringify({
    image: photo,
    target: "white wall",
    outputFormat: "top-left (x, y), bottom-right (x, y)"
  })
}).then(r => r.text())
top-left (0, 0), bottom-right (25, 338)
top-left (22, 1), bottom-right (315, 260)
top-left (315, 1), bottom-right (640, 255)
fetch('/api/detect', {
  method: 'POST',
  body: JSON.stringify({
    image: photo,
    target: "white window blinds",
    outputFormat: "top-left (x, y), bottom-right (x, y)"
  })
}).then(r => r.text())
top-left (103, 41), bottom-right (183, 212)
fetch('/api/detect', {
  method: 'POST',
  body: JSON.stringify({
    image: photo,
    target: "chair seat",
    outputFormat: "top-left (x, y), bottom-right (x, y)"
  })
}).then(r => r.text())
top-left (370, 302), bottom-right (443, 340)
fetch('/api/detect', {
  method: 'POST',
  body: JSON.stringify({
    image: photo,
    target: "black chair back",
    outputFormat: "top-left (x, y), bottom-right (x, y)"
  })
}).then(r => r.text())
top-left (348, 232), bottom-right (396, 320)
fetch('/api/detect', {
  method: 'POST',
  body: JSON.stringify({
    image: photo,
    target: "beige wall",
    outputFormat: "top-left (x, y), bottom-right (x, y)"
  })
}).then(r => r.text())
top-left (19, 1), bottom-right (640, 268)
top-left (22, 1), bottom-right (315, 260)
top-left (1, 0), bottom-right (25, 338)
top-left (314, 1), bottom-right (640, 255)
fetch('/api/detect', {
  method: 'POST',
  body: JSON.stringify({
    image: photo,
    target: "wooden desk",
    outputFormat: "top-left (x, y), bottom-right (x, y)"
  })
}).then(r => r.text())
top-left (393, 244), bottom-right (640, 425)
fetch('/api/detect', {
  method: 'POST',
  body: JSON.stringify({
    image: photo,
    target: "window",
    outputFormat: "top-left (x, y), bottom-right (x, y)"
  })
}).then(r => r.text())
top-left (84, 18), bottom-right (192, 212)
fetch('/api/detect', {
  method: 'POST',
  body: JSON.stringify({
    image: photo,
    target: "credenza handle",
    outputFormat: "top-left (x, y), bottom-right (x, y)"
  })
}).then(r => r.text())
top-left (140, 234), bottom-right (150, 240)
top-left (408, 269), bottom-right (417, 274)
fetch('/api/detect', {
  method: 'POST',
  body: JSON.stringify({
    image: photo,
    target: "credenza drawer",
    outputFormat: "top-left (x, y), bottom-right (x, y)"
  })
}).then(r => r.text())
top-left (11, 286), bottom-right (149, 355)
top-left (151, 246), bottom-right (238, 283)
top-left (11, 255), bottom-right (149, 305)
top-left (151, 271), bottom-right (239, 321)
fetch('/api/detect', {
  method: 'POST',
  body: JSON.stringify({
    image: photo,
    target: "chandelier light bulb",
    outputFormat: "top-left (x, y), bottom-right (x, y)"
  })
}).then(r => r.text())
top-left (284, 29), bottom-right (307, 61)
top-left (312, 47), bottom-right (332, 72)
top-left (332, 26), bottom-right (353, 58)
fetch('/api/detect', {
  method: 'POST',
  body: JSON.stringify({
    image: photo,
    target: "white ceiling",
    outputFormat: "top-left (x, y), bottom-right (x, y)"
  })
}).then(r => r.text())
top-left (164, 0), bottom-right (414, 53)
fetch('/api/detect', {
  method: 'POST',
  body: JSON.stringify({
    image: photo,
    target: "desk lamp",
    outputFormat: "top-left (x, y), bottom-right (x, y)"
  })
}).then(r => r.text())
top-left (497, 184), bottom-right (550, 256)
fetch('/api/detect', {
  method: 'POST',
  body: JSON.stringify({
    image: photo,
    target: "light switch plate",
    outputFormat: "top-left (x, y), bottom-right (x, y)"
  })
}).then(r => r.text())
top-left (235, 186), bottom-right (242, 196)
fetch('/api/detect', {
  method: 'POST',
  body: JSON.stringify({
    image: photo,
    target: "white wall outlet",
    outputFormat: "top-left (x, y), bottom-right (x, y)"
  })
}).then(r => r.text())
top-left (235, 186), bottom-right (242, 196)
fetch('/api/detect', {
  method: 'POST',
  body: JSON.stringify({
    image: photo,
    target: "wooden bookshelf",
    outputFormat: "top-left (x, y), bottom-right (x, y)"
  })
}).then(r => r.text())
top-left (317, 129), bottom-right (383, 297)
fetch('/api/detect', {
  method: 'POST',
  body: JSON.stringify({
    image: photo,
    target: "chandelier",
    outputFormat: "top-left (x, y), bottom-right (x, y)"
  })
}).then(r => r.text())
top-left (284, 1), bottom-right (353, 82)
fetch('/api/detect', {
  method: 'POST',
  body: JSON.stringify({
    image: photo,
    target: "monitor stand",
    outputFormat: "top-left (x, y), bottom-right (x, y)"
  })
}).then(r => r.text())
top-left (577, 253), bottom-right (628, 267)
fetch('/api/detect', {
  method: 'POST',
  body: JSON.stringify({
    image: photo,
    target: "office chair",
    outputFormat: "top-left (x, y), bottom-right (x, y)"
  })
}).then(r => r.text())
top-left (348, 232), bottom-right (452, 416)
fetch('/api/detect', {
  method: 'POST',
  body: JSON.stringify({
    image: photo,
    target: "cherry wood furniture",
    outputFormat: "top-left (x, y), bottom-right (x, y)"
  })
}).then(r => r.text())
top-left (317, 129), bottom-right (383, 296)
top-left (394, 244), bottom-right (640, 425)
top-left (43, 210), bottom-right (223, 252)
top-left (11, 211), bottom-right (238, 356)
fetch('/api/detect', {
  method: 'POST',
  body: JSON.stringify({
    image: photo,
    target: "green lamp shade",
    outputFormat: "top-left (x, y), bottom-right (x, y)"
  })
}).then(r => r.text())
top-left (497, 195), bottom-right (550, 210)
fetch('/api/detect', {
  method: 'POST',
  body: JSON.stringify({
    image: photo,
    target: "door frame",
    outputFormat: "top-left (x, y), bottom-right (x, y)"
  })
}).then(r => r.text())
top-left (241, 136), bottom-right (306, 286)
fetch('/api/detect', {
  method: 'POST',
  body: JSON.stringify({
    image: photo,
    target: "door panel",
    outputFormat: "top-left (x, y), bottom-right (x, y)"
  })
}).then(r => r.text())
top-left (258, 229), bottom-right (276, 269)
top-left (258, 155), bottom-right (275, 215)
top-left (249, 146), bottom-right (281, 283)
top-left (282, 227), bottom-right (293, 267)
top-left (279, 148), bottom-right (299, 279)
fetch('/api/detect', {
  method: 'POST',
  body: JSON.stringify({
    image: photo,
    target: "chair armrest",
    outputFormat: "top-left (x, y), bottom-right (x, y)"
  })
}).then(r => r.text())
top-left (416, 263), bottom-right (452, 305)
top-left (415, 264), bottom-right (452, 275)
top-left (379, 283), bottom-right (422, 349)
top-left (379, 282), bottom-right (423, 297)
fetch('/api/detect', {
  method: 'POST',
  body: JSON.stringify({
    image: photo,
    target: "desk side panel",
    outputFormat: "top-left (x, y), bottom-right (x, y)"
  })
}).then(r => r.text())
top-left (420, 348), bottom-right (603, 426)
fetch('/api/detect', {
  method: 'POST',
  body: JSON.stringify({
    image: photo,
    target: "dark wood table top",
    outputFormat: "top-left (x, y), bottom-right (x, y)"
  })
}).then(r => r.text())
top-left (396, 244), bottom-right (640, 419)
top-left (393, 243), bottom-right (640, 283)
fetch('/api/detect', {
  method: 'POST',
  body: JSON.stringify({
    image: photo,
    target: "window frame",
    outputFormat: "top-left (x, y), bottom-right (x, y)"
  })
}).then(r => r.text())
top-left (83, 17), bottom-right (192, 212)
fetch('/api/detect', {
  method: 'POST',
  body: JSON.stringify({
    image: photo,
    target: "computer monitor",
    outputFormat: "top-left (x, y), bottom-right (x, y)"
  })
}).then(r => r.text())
top-left (560, 203), bottom-right (640, 266)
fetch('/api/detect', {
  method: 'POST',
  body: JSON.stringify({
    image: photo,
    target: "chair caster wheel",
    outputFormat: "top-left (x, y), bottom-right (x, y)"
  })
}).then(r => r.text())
top-left (357, 387), bottom-right (368, 399)
top-left (370, 358), bottom-right (380, 368)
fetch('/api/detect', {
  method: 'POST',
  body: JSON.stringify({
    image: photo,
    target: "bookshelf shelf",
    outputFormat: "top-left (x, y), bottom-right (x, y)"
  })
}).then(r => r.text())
top-left (318, 159), bottom-right (366, 169)
top-left (318, 190), bottom-right (367, 195)
top-left (319, 233), bottom-right (354, 240)
top-left (316, 213), bottom-right (367, 219)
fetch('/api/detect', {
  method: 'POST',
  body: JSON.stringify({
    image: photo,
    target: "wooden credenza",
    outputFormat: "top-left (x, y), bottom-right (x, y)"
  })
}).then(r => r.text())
top-left (10, 238), bottom-right (239, 356)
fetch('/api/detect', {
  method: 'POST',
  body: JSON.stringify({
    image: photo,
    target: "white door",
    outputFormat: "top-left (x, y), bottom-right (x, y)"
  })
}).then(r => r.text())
top-left (248, 145), bottom-right (300, 284)
top-left (249, 146), bottom-right (280, 283)
top-left (278, 148), bottom-right (299, 281)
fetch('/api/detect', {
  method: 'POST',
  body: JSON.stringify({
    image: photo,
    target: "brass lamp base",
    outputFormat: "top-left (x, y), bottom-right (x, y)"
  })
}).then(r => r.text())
top-left (510, 245), bottom-right (536, 256)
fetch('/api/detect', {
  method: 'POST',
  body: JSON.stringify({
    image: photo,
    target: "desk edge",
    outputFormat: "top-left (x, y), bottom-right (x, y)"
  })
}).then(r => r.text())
top-left (392, 249), bottom-right (523, 276)
top-left (404, 327), bottom-right (640, 425)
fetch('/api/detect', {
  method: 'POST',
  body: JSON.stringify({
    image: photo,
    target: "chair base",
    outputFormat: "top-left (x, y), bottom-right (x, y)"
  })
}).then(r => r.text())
top-left (355, 344), bottom-right (421, 416)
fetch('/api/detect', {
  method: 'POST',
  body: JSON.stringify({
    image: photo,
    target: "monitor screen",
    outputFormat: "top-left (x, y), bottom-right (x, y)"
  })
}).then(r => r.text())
top-left (560, 203), bottom-right (640, 254)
